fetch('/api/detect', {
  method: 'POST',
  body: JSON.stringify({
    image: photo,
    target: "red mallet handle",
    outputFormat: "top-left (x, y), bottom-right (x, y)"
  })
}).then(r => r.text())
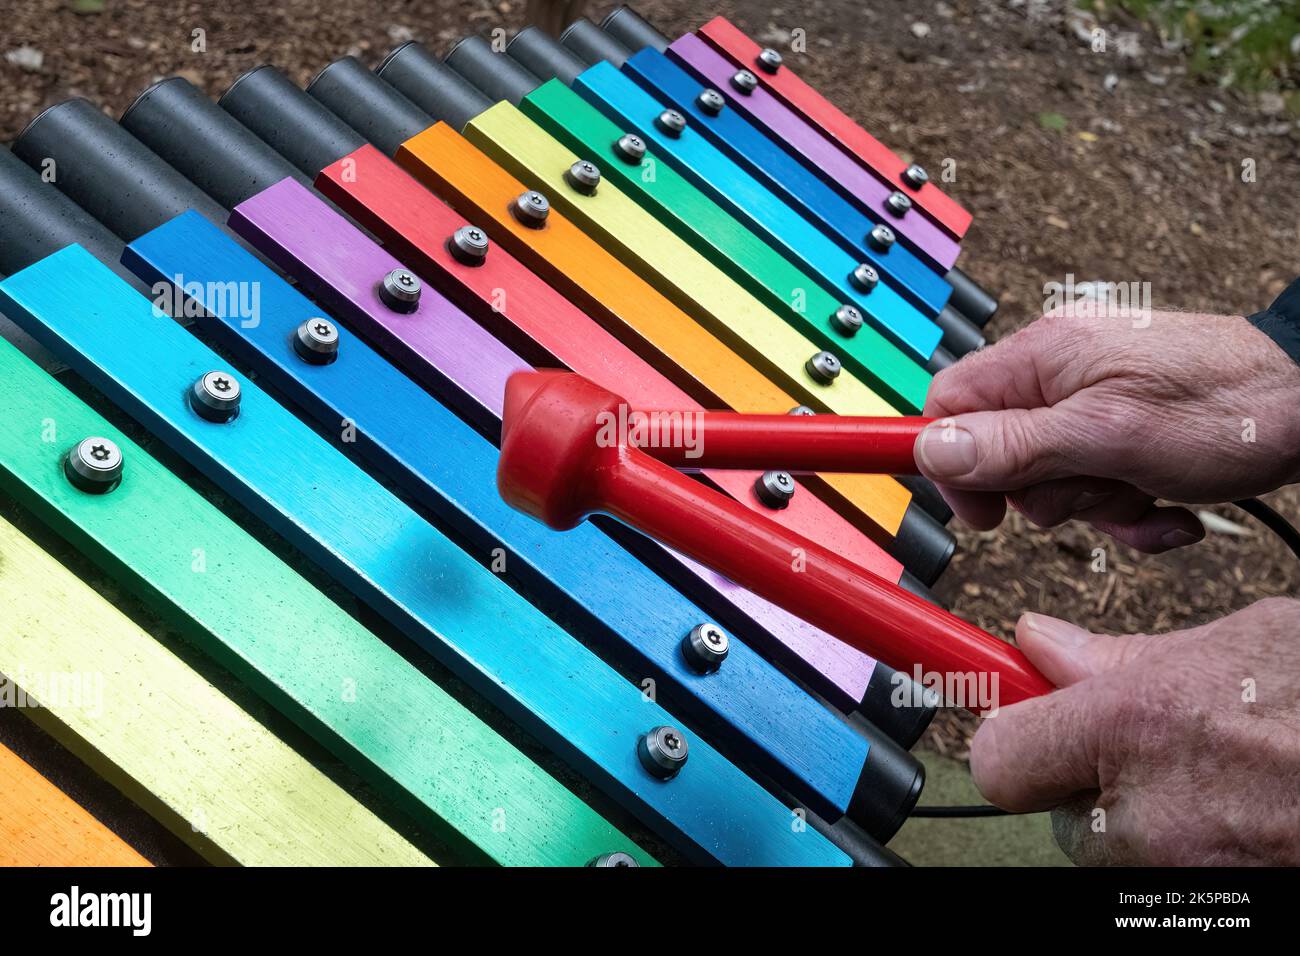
top-left (630, 412), bottom-right (933, 474)
top-left (499, 372), bottom-right (1054, 713)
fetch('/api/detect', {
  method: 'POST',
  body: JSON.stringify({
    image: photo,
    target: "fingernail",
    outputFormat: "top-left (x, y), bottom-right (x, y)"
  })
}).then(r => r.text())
top-left (917, 423), bottom-right (978, 479)
top-left (1160, 528), bottom-right (1202, 549)
top-left (1021, 612), bottom-right (1089, 648)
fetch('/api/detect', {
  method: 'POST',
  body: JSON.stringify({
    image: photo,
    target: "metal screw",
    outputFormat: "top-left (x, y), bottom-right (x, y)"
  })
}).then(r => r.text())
top-left (190, 371), bottom-right (242, 423)
top-left (902, 162), bottom-right (929, 189)
top-left (293, 317), bottom-right (340, 365)
top-left (65, 437), bottom-right (123, 494)
top-left (511, 190), bottom-right (551, 228)
top-left (850, 262), bottom-right (880, 292)
top-left (730, 69), bottom-right (758, 94)
top-left (681, 622), bottom-right (730, 673)
top-left (614, 132), bottom-right (646, 163)
top-left (588, 852), bottom-right (640, 867)
top-left (638, 725), bottom-right (689, 779)
top-left (830, 303), bottom-right (864, 337)
top-left (867, 223), bottom-right (896, 251)
top-left (805, 350), bottom-right (842, 384)
top-left (379, 269), bottom-right (422, 312)
top-left (655, 109), bottom-right (686, 137)
top-left (754, 470), bottom-right (796, 509)
top-left (788, 405), bottom-right (816, 416)
top-left (449, 225), bottom-right (490, 265)
top-left (885, 190), bottom-right (913, 217)
top-left (565, 159), bottom-right (602, 195)
top-left (757, 47), bottom-right (784, 73)
top-left (696, 88), bottom-right (726, 115)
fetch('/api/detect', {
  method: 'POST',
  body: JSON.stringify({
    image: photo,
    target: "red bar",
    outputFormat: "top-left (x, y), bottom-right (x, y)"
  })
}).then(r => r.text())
top-left (315, 143), bottom-right (902, 581)
top-left (499, 372), bottom-right (1053, 712)
top-left (697, 16), bottom-right (973, 241)
top-left (636, 412), bottom-right (932, 475)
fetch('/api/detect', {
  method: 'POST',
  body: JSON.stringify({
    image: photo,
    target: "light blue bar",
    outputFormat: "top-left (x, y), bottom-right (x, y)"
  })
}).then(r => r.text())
top-left (0, 244), bottom-right (850, 868)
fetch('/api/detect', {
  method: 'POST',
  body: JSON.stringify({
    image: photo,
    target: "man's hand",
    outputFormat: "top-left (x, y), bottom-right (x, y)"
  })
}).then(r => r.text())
top-left (971, 598), bottom-right (1300, 865)
top-left (915, 307), bottom-right (1300, 551)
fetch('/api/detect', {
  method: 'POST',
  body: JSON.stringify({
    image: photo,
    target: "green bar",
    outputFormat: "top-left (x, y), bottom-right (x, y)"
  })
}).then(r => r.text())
top-left (0, 337), bottom-right (654, 867)
top-left (521, 80), bottom-right (930, 413)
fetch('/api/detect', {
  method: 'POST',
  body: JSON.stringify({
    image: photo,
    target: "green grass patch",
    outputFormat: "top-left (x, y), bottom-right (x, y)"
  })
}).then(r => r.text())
top-left (1083, 0), bottom-right (1300, 93)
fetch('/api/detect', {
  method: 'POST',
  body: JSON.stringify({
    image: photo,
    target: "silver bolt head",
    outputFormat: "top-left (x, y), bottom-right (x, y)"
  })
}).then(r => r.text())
top-left (806, 350), bottom-right (842, 384)
top-left (191, 370), bottom-right (242, 422)
top-left (696, 88), bottom-right (726, 115)
top-left (638, 725), bottom-right (689, 779)
top-left (655, 109), bottom-right (686, 136)
top-left (757, 47), bottom-right (784, 73)
top-left (682, 622), bottom-right (730, 672)
top-left (830, 303), bottom-right (864, 336)
top-left (65, 437), bottom-right (124, 494)
top-left (449, 225), bottom-right (490, 265)
top-left (614, 132), bottom-right (646, 163)
top-left (565, 159), bottom-right (602, 195)
top-left (512, 190), bottom-right (551, 228)
top-left (902, 162), bottom-right (929, 189)
top-left (730, 69), bottom-right (758, 94)
top-left (788, 405), bottom-right (816, 416)
top-left (755, 470), bottom-right (796, 509)
top-left (851, 262), bottom-right (880, 291)
top-left (379, 268), bottom-right (423, 312)
top-left (294, 317), bottom-right (340, 365)
top-left (588, 852), bottom-right (640, 867)
top-left (868, 224), bottom-right (896, 251)
top-left (885, 190), bottom-right (913, 217)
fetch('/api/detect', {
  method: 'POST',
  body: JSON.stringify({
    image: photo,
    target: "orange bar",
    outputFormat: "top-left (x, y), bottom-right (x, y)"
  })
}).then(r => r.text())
top-left (0, 742), bottom-right (150, 867)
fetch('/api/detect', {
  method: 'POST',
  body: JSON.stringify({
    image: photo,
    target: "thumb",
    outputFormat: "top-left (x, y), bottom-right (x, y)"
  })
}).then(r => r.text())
top-left (1015, 612), bottom-right (1165, 686)
top-left (914, 408), bottom-right (1081, 491)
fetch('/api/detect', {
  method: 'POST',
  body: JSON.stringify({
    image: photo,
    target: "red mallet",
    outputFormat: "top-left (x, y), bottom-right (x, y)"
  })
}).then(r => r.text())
top-left (497, 371), bottom-right (1054, 713)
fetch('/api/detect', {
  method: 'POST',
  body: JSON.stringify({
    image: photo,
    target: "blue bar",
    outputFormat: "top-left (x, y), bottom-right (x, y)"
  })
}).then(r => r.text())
top-left (0, 244), bottom-right (850, 868)
top-left (124, 210), bottom-right (869, 826)
top-left (573, 59), bottom-right (942, 361)
top-left (595, 55), bottom-right (951, 317)
top-left (622, 50), bottom-right (952, 316)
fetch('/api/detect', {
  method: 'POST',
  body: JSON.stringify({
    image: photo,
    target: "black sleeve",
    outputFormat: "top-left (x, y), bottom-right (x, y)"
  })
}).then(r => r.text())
top-left (1247, 277), bottom-right (1300, 365)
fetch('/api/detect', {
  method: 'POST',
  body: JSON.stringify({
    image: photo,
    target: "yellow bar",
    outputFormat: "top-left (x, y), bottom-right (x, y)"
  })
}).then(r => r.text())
top-left (0, 516), bottom-right (434, 867)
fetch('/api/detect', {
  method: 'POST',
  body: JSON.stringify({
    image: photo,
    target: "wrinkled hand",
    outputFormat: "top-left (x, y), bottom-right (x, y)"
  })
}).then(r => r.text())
top-left (914, 307), bottom-right (1300, 551)
top-left (971, 598), bottom-right (1300, 865)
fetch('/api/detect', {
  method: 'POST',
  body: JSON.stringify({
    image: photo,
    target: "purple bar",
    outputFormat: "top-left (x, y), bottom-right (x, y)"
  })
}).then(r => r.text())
top-left (230, 177), bottom-right (877, 710)
top-left (668, 33), bottom-right (960, 272)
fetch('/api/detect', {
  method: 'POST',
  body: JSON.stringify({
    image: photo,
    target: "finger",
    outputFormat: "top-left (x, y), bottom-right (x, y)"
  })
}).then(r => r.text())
top-left (914, 407), bottom-right (1083, 492)
top-left (1050, 795), bottom-right (1114, 866)
top-left (936, 485), bottom-right (1007, 530)
top-left (1007, 477), bottom-right (1136, 528)
top-left (969, 680), bottom-right (1109, 811)
top-left (1015, 613), bottom-right (1168, 686)
top-left (923, 320), bottom-right (1062, 417)
top-left (1005, 479), bottom-right (1207, 552)
top-left (1090, 506), bottom-right (1205, 553)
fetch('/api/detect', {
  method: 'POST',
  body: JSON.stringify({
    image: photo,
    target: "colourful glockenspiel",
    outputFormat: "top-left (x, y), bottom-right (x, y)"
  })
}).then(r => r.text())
top-left (0, 5), bottom-right (1013, 867)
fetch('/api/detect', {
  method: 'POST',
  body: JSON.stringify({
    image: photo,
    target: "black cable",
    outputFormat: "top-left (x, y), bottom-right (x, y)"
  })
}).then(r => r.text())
top-left (1234, 497), bottom-right (1300, 560)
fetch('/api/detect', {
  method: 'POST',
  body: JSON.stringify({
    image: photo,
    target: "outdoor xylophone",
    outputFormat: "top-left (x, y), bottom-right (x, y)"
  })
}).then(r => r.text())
top-left (0, 5), bottom-right (1027, 867)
